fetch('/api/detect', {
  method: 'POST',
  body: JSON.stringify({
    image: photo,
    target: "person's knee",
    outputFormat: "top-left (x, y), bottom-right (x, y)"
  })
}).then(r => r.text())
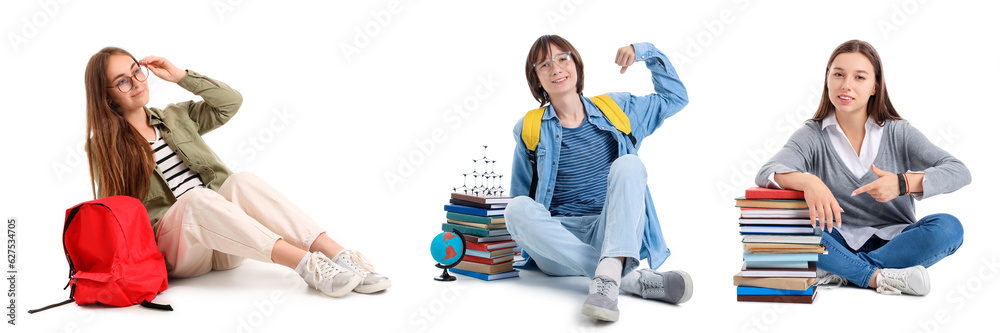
top-left (610, 154), bottom-right (646, 179)
top-left (930, 213), bottom-right (964, 248)
top-left (504, 196), bottom-right (535, 229)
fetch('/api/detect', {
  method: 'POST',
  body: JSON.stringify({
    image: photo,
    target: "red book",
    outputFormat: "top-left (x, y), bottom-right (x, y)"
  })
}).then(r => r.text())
top-left (465, 240), bottom-right (517, 252)
top-left (745, 187), bottom-right (805, 200)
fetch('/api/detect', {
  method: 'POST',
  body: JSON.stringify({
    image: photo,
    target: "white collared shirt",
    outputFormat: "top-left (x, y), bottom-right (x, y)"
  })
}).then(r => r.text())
top-left (821, 113), bottom-right (883, 179)
top-left (767, 113), bottom-right (883, 186)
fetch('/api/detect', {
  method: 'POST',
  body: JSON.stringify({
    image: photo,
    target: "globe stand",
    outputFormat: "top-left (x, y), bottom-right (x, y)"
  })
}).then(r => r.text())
top-left (434, 263), bottom-right (458, 281)
top-left (433, 229), bottom-right (466, 282)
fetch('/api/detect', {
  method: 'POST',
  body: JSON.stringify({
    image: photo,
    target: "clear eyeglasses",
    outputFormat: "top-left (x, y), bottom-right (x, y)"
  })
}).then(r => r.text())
top-left (533, 51), bottom-right (572, 74)
top-left (109, 66), bottom-right (149, 93)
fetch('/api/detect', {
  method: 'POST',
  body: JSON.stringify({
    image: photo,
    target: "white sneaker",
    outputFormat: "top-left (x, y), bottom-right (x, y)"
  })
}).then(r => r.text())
top-left (876, 266), bottom-right (930, 296)
top-left (815, 269), bottom-right (848, 288)
top-left (333, 250), bottom-right (391, 294)
top-left (297, 252), bottom-right (361, 298)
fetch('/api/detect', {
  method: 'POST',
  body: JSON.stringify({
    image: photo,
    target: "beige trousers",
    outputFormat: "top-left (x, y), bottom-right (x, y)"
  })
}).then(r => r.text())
top-left (155, 172), bottom-right (326, 278)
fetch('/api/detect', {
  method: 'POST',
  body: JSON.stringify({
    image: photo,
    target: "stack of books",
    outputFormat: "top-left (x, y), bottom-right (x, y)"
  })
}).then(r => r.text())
top-left (441, 192), bottom-right (519, 281)
top-left (734, 187), bottom-right (826, 304)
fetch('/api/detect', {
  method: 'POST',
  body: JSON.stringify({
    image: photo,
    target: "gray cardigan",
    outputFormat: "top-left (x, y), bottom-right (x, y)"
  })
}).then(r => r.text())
top-left (756, 119), bottom-right (971, 250)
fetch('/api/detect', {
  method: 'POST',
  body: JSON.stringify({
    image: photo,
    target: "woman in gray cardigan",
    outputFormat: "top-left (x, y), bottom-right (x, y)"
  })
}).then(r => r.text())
top-left (756, 40), bottom-right (970, 296)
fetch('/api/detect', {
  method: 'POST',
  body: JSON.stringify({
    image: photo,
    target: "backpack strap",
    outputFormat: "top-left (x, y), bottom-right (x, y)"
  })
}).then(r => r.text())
top-left (140, 300), bottom-right (174, 311)
top-left (520, 107), bottom-right (546, 199)
top-left (589, 94), bottom-right (637, 146)
top-left (27, 299), bottom-right (74, 314)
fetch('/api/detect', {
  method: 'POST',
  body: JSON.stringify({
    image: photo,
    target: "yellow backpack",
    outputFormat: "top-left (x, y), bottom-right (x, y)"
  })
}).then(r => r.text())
top-left (520, 94), bottom-right (636, 199)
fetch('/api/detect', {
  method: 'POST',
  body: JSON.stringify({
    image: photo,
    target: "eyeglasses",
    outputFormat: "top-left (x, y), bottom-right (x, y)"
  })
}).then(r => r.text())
top-left (108, 66), bottom-right (149, 93)
top-left (533, 51), bottom-right (572, 74)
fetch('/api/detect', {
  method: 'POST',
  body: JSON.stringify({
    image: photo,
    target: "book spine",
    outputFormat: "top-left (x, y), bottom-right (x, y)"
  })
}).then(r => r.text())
top-left (442, 223), bottom-right (488, 237)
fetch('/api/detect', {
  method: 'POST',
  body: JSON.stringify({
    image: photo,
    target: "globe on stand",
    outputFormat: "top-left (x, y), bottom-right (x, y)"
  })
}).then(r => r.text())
top-left (429, 230), bottom-right (466, 281)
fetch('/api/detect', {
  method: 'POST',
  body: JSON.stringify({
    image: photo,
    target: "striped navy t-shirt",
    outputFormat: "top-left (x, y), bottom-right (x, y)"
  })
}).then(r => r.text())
top-left (148, 126), bottom-right (204, 199)
top-left (549, 121), bottom-right (617, 216)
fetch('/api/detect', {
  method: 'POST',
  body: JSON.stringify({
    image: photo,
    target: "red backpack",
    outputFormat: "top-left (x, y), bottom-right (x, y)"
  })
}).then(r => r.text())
top-left (30, 196), bottom-right (172, 313)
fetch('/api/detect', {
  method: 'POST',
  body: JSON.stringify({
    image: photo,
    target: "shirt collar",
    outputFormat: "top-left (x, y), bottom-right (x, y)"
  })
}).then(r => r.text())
top-left (542, 95), bottom-right (600, 120)
top-left (145, 106), bottom-right (163, 125)
top-left (821, 113), bottom-right (881, 131)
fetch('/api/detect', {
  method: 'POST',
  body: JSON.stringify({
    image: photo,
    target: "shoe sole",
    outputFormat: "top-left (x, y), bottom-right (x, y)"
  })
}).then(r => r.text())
top-left (354, 279), bottom-right (392, 294)
top-left (910, 265), bottom-right (931, 296)
top-left (674, 270), bottom-right (694, 304)
top-left (581, 303), bottom-right (619, 322)
top-left (320, 275), bottom-right (362, 298)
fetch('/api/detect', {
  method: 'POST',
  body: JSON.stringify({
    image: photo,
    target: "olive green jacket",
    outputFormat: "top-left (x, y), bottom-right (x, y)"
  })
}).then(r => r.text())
top-left (93, 70), bottom-right (242, 229)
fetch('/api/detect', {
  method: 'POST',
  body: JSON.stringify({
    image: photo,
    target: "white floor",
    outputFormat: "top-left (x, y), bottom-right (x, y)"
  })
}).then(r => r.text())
top-left (18, 250), bottom-right (997, 332)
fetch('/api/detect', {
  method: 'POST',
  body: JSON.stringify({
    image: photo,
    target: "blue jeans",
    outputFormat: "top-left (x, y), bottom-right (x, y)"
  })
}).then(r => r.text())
top-left (818, 213), bottom-right (964, 287)
top-left (504, 155), bottom-right (647, 279)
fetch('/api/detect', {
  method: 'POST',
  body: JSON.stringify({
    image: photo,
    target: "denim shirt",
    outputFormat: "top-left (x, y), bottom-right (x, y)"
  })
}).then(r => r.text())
top-left (509, 42), bottom-right (688, 270)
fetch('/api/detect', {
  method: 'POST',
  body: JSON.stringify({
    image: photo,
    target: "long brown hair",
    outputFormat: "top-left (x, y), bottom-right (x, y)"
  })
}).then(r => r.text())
top-left (85, 47), bottom-right (154, 199)
top-left (811, 40), bottom-right (901, 125)
top-left (525, 35), bottom-right (585, 107)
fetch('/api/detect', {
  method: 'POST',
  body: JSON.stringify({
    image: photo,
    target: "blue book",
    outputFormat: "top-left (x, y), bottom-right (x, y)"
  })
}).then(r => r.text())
top-left (444, 204), bottom-right (504, 217)
top-left (450, 268), bottom-right (519, 281)
top-left (743, 251), bottom-right (819, 263)
top-left (737, 286), bottom-right (814, 296)
top-left (744, 261), bottom-right (810, 269)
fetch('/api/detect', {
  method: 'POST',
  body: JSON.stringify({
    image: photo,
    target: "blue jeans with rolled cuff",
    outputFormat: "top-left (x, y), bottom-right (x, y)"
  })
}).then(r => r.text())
top-left (818, 213), bottom-right (963, 287)
top-left (504, 155), bottom-right (648, 279)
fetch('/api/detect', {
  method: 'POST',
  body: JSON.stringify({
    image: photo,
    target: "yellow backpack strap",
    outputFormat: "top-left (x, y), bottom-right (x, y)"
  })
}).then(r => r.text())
top-left (590, 94), bottom-right (631, 135)
top-left (590, 94), bottom-right (637, 146)
top-left (520, 106), bottom-right (546, 199)
top-left (520, 106), bottom-right (546, 151)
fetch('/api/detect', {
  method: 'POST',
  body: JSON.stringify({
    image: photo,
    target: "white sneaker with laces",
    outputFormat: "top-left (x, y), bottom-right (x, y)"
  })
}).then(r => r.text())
top-left (297, 252), bottom-right (361, 298)
top-left (333, 250), bottom-right (391, 293)
top-left (815, 269), bottom-right (848, 288)
top-left (876, 266), bottom-right (930, 296)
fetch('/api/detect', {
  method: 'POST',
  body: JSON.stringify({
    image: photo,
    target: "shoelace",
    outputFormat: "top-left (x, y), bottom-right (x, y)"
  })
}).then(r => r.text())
top-left (305, 253), bottom-right (343, 286)
top-left (594, 277), bottom-right (616, 297)
top-left (341, 251), bottom-right (376, 276)
top-left (815, 274), bottom-right (848, 287)
top-left (875, 270), bottom-right (909, 295)
top-left (638, 273), bottom-right (663, 294)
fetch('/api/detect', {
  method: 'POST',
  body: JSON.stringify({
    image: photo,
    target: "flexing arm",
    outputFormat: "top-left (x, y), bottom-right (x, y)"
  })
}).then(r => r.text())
top-left (611, 42), bottom-right (688, 141)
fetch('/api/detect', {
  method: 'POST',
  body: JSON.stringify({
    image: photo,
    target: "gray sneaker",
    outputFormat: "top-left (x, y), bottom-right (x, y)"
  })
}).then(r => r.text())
top-left (581, 275), bottom-right (620, 322)
top-left (876, 266), bottom-right (930, 296)
top-left (297, 252), bottom-right (361, 298)
top-left (333, 250), bottom-right (391, 294)
top-left (621, 269), bottom-right (693, 304)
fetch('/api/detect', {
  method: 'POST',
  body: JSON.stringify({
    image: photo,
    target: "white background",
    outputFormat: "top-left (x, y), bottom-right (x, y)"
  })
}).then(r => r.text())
top-left (2, 0), bottom-right (998, 332)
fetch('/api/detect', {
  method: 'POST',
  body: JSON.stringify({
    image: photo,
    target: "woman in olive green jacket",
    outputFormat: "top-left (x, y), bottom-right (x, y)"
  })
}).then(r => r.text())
top-left (84, 47), bottom-right (389, 297)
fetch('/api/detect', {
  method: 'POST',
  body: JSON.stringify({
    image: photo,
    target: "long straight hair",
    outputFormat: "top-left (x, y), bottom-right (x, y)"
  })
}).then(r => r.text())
top-left (811, 40), bottom-right (902, 125)
top-left (85, 47), bottom-right (154, 199)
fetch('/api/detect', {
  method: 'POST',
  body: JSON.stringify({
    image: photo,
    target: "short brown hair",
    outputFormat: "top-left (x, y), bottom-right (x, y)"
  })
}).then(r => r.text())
top-left (525, 35), bottom-right (584, 107)
top-left (811, 40), bottom-right (902, 125)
